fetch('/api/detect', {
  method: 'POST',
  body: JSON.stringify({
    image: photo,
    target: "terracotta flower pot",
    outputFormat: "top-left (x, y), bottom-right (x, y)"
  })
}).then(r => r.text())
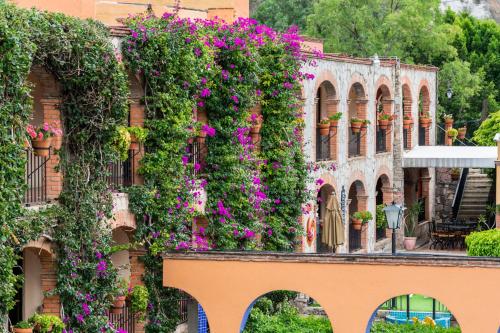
top-left (251, 132), bottom-right (260, 144)
top-left (111, 295), bottom-right (126, 314)
top-left (250, 123), bottom-right (262, 134)
top-left (329, 119), bottom-right (339, 128)
top-left (31, 137), bottom-right (52, 157)
top-left (130, 134), bottom-right (139, 150)
top-left (14, 328), bottom-right (33, 333)
top-left (403, 237), bottom-right (417, 250)
top-left (350, 121), bottom-right (362, 133)
top-left (378, 119), bottom-right (389, 130)
top-left (419, 118), bottom-right (431, 128)
top-left (318, 123), bottom-right (330, 136)
top-left (352, 218), bottom-right (362, 231)
top-left (197, 134), bottom-right (206, 144)
top-left (403, 119), bottom-right (413, 129)
top-left (458, 128), bottom-right (466, 140)
top-left (444, 119), bottom-right (453, 126)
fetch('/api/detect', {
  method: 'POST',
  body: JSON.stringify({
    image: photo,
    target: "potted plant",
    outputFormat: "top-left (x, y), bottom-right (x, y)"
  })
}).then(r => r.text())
top-left (350, 117), bottom-right (363, 133)
top-left (26, 122), bottom-right (62, 157)
top-left (29, 313), bottom-right (64, 333)
top-left (14, 321), bottom-right (33, 333)
top-left (249, 114), bottom-right (263, 134)
top-left (351, 210), bottom-right (373, 231)
top-left (419, 112), bottom-right (432, 128)
top-left (127, 126), bottom-right (148, 150)
top-left (404, 201), bottom-right (423, 250)
top-left (111, 277), bottom-right (129, 314)
top-left (317, 118), bottom-right (330, 136)
top-left (378, 113), bottom-right (391, 130)
top-left (446, 128), bottom-right (458, 141)
top-left (403, 115), bottom-right (413, 129)
top-left (443, 113), bottom-right (453, 126)
top-left (450, 168), bottom-right (460, 181)
top-left (328, 112), bottom-right (342, 128)
top-left (130, 285), bottom-right (149, 321)
top-left (361, 119), bottom-right (371, 132)
top-left (457, 126), bottom-right (467, 140)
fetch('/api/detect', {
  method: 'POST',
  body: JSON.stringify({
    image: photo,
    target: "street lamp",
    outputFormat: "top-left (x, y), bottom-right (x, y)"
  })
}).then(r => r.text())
top-left (383, 202), bottom-right (405, 255)
top-left (446, 81), bottom-right (453, 99)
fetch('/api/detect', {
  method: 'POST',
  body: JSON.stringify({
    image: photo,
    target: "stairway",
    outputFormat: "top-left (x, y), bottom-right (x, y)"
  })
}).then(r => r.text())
top-left (456, 168), bottom-right (493, 220)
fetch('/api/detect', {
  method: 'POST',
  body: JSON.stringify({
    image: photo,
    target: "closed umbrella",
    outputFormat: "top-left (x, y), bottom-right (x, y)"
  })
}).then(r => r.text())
top-left (321, 194), bottom-right (345, 252)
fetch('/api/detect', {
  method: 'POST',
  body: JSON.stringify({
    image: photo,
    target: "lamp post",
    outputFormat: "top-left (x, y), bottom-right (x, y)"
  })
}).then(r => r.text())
top-left (446, 80), bottom-right (453, 100)
top-left (383, 202), bottom-right (405, 255)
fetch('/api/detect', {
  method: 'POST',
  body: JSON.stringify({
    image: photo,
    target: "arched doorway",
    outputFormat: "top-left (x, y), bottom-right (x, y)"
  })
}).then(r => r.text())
top-left (404, 168), bottom-right (431, 225)
top-left (315, 81), bottom-right (337, 161)
top-left (317, 183), bottom-right (335, 253)
top-left (347, 82), bottom-right (367, 157)
top-left (348, 180), bottom-right (367, 252)
top-left (418, 86), bottom-right (430, 146)
top-left (375, 175), bottom-right (391, 241)
top-left (375, 84), bottom-right (392, 154)
top-left (402, 83), bottom-right (412, 149)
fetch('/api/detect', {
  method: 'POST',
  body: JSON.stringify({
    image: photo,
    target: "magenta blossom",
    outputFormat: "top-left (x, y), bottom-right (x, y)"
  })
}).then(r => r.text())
top-left (201, 124), bottom-right (216, 137)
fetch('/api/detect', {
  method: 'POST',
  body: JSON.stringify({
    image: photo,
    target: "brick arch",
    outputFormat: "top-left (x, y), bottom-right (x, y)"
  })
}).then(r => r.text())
top-left (401, 76), bottom-right (413, 100)
top-left (23, 238), bottom-right (55, 258)
top-left (374, 75), bottom-right (393, 99)
top-left (317, 172), bottom-right (336, 191)
top-left (375, 165), bottom-right (392, 187)
top-left (347, 171), bottom-right (367, 192)
top-left (314, 70), bottom-right (339, 97)
top-left (347, 73), bottom-right (368, 99)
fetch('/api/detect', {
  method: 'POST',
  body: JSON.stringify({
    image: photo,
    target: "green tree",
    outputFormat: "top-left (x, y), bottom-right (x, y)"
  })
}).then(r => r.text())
top-left (437, 60), bottom-right (482, 122)
top-left (444, 9), bottom-right (500, 121)
top-left (472, 110), bottom-right (500, 146)
top-left (306, 0), bottom-right (458, 64)
top-left (251, 0), bottom-right (317, 31)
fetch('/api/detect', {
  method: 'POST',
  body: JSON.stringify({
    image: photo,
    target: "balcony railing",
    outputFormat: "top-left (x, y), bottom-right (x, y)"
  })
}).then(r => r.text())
top-left (108, 303), bottom-right (136, 333)
top-left (107, 149), bottom-right (139, 190)
top-left (403, 128), bottom-right (409, 149)
top-left (24, 148), bottom-right (48, 205)
top-left (316, 129), bottom-right (330, 161)
top-left (187, 141), bottom-right (204, 176)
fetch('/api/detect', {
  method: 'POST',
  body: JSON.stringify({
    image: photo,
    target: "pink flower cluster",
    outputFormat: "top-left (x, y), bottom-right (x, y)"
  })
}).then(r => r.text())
top-left (26, 122), bottom-right (62, 140)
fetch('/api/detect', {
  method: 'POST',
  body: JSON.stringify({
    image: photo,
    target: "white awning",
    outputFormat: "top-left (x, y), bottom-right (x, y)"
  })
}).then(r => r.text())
top-left (403, 145), bottom-right (497, 168)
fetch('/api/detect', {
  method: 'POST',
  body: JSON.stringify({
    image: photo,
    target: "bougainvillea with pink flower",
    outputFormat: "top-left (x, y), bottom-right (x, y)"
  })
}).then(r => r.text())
top-left (123, 10), bottom-right (314, 330)
top-left (26, 122), bottom-right (62, 140)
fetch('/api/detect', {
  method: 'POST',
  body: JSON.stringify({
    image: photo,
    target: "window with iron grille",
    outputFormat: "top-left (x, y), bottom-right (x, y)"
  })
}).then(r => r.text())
top-left (376, 128), bottom-right (387, 153)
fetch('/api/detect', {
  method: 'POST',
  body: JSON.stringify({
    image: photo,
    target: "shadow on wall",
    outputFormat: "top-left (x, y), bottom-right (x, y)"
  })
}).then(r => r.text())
top-left (365, 293), bottom-right (462, 333)
top-left (240, 290), bottom-right (333, 333)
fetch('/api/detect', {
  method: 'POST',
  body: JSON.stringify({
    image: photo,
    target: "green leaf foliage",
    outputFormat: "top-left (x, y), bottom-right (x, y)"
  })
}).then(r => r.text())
top-left (465, 229), bottom-right (500, 257)
top-left (472, 110), bottom-right (500, 146)
top-left (370, 322), bottom-right (461, 333)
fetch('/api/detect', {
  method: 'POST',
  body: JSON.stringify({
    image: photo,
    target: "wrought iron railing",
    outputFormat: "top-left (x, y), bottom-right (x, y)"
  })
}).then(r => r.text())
top-left (452, 168), bottom-right (469, 219)
top-left (418, 126), bottom-right (426, 146)
top-left (349, 224), bottom-right (361, 252)
top-left (107, 149), bottom-right (140, 190)
top-left (108, 303), bottom-right (136, 333)
top-left (188, 141), bottom-right (204, 176)
top-left (403, 129), bottom-right (409, 149)
top-left (179, 297), bottom-right (189, 323)
top-left (24, 148), bottom-right (48, 205)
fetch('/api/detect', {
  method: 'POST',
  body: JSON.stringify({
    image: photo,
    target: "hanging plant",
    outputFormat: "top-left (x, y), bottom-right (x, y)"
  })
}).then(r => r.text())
top-left (377, 113), bottom-right (391, 130)
top-left (328, 112), bottom-right (342, 127)
top-left (318, 118), bottom-right (330, 136)
top-left (403, 115), bottom-right (413, 129)
top-left (350, 117), bottom-right (363, 133)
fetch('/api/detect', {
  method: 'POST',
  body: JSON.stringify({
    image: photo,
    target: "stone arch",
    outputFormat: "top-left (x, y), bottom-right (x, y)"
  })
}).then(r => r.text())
top-left (347, 75), bottom-right (368, 158)
top-left (315, 78), bottom-right (339, 161)
top-left (418, 82), bottom-right (431, 146)
top-left (240, 289), bottom-right (335, 333)
top-left (402, 77), bottom-right (413, 149)
top-left (25, 66), bottom-right (63, 204)
top-left (316, 183), bottom-right (336, 253)
top-left (366, 293), bottom-right (462, 332)
top-left (375, 80), bottom-right (393, 154)
top-left (374, 173), bottom-right (391, 242)
top-left (21, 241), bottom-right (60, 320)
top-left (348, 178), bottom-right (367, 252)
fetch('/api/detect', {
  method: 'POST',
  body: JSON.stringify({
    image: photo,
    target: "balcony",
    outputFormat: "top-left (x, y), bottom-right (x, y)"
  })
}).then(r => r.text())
top-left (107, 148), bottom-right (140, 190)
top-left (24, 148), bottom-right (48, 205)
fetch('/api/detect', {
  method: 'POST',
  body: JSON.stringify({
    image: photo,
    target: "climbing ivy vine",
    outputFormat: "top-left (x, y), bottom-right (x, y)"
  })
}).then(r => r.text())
top-left (0, 3), bottom-right (129, 332)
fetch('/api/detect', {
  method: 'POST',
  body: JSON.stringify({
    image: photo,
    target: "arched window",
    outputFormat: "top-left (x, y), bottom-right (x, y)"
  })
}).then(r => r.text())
top-left (315, 81), bottom-right (337, 161)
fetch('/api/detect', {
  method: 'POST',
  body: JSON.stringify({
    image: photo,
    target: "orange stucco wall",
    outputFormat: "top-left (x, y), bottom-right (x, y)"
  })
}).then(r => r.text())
top-left (164, 252), bottom-right (500, 333)
top-left (10, 0), bottom-right (249, 25)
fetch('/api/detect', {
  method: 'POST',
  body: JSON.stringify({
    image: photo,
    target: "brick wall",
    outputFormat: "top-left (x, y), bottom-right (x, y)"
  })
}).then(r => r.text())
top-left (39, 251), bottom-right (59, 316)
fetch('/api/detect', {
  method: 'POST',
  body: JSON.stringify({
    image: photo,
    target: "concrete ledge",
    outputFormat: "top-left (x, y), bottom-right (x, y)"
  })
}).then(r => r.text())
top-left (163, 251), bottom-right (500, 268)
